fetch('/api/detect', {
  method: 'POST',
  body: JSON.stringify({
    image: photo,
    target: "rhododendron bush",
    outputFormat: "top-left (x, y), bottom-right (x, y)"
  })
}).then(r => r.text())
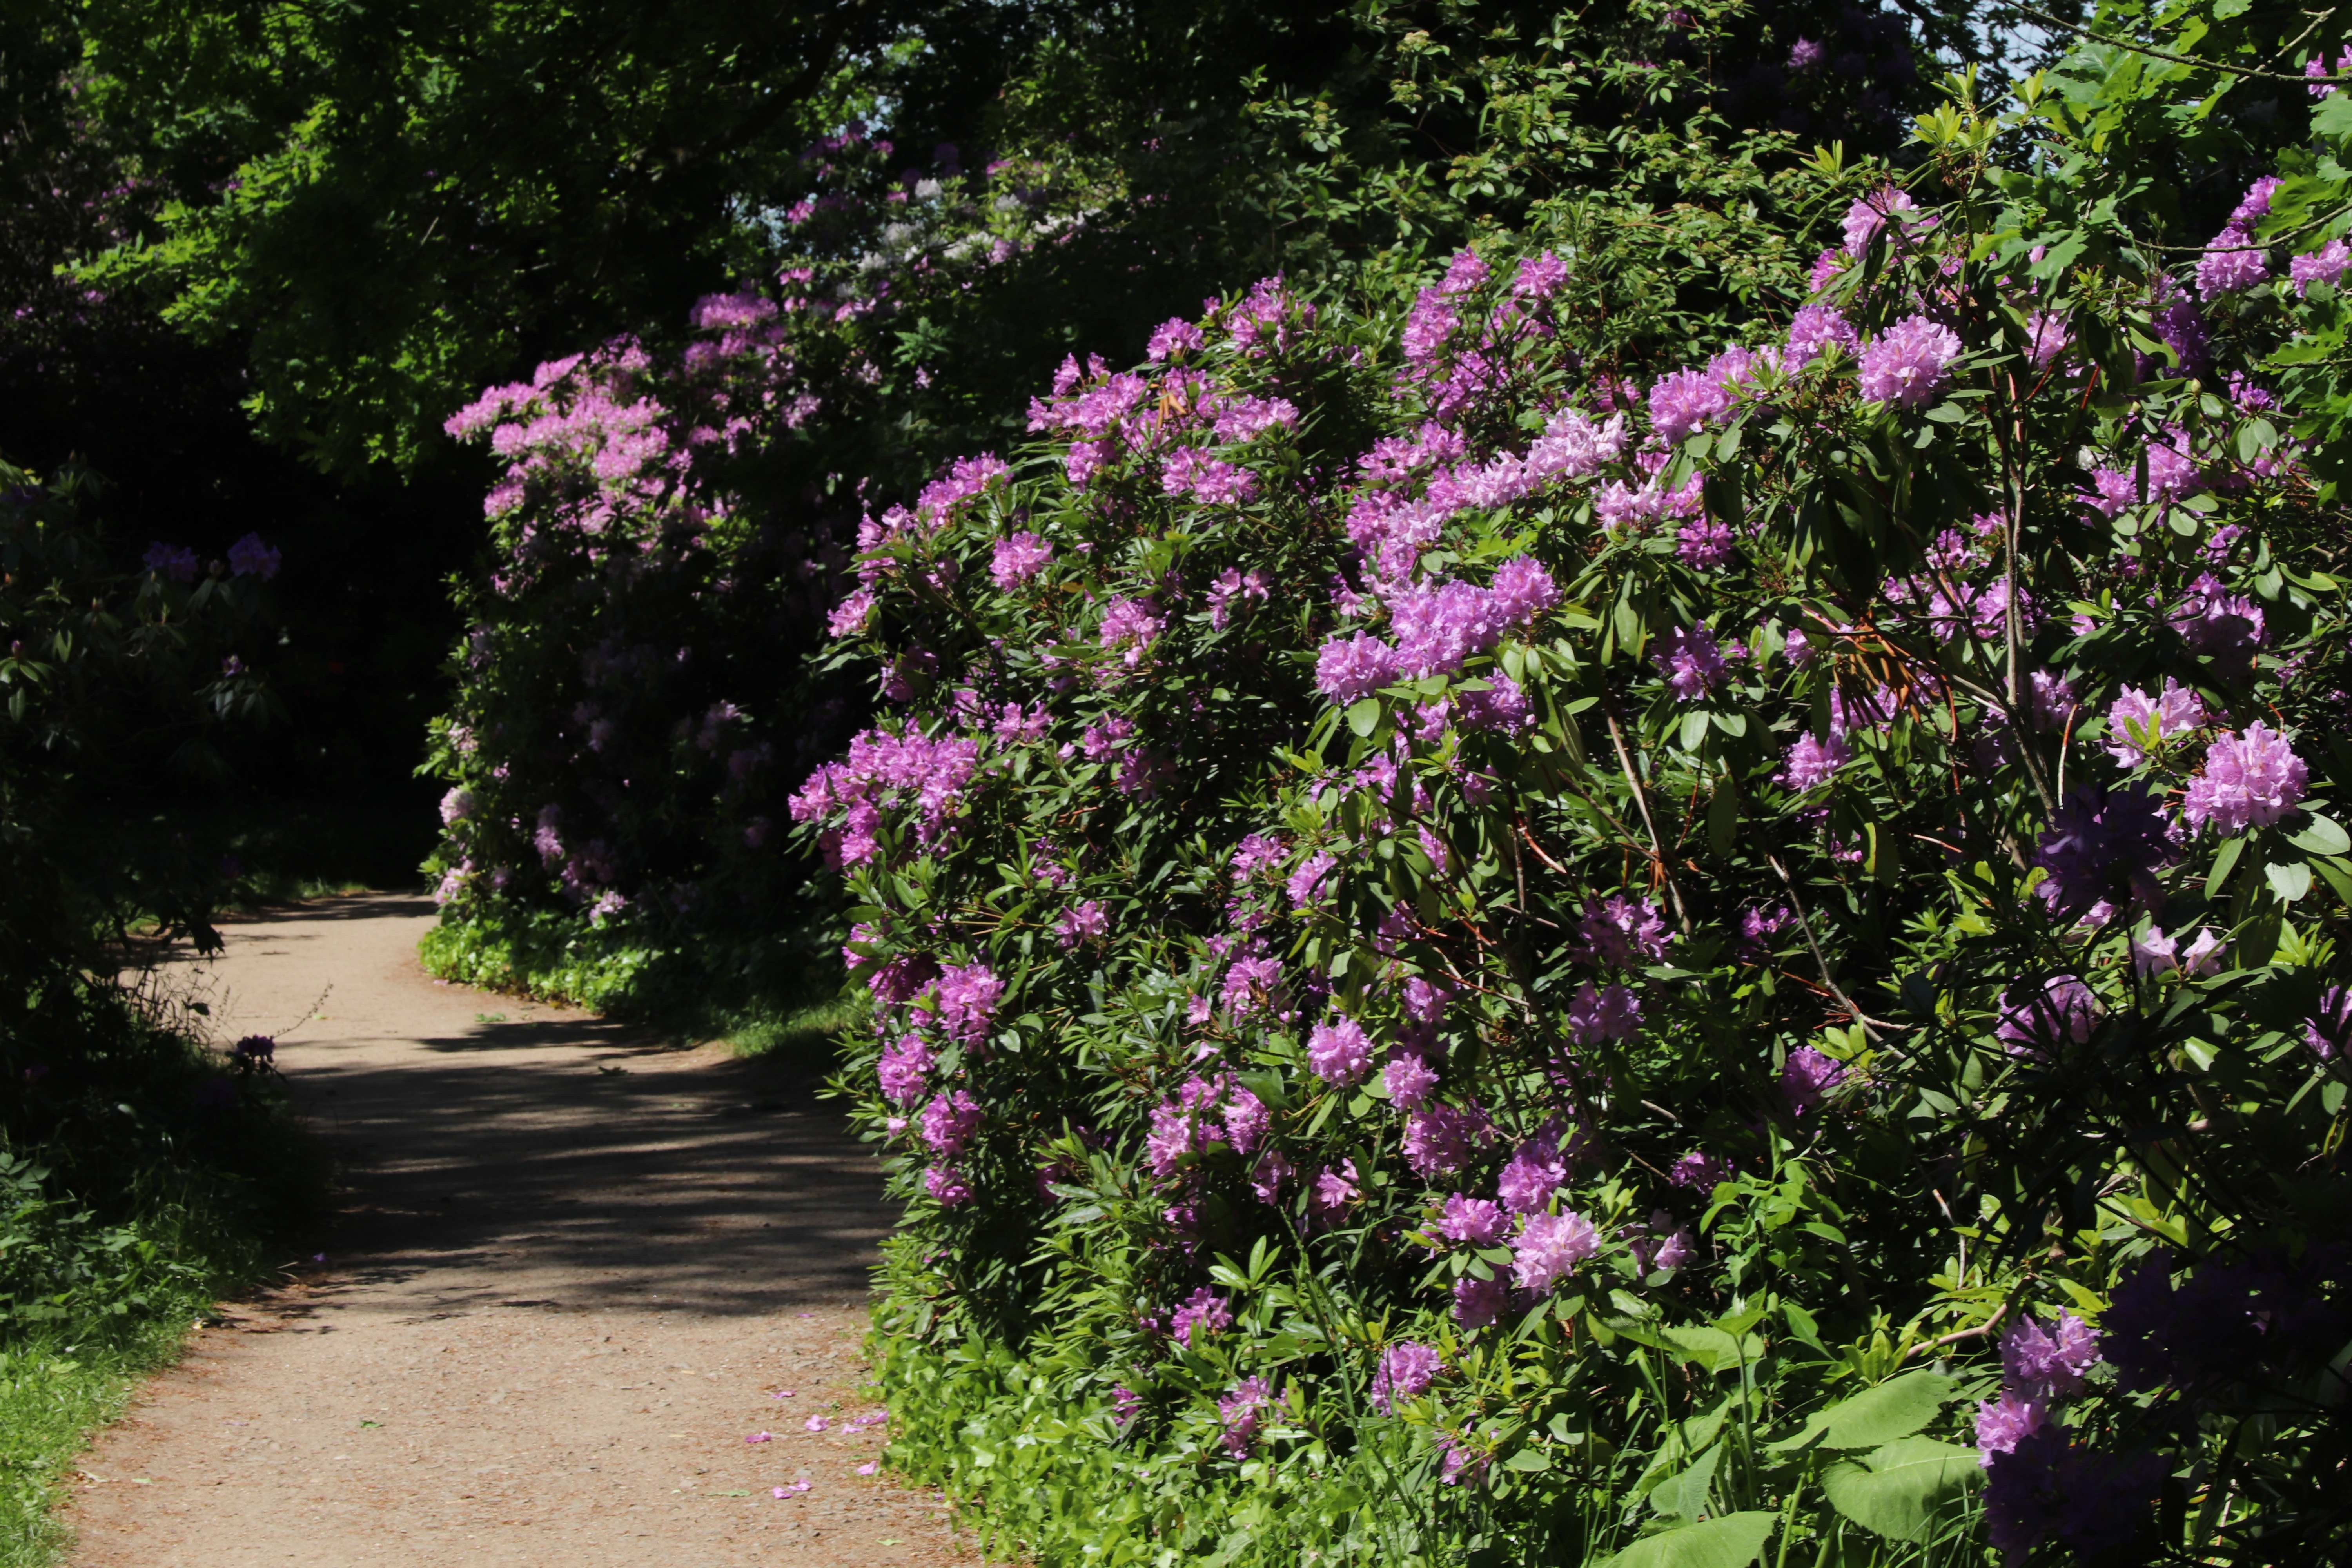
top-left (418, 0), bottom-right (1957, 1014)
top-left (790, 80), bottom-right (2352, 1568)
top-left (417, 136), bottom-right (1148, 1005)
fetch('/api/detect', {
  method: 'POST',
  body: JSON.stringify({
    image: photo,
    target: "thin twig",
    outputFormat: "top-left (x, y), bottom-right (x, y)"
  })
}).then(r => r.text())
top-left (1764, 853), bottom-right (1893, 1044)
top-left (1604, 708), bottom-right (1691, 930)
top-left (2018, 4), bottom-right (2342, 83)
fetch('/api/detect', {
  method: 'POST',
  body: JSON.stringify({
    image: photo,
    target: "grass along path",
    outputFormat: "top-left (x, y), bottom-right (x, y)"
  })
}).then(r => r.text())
top-left (57, 895), bottom-right (969, 1568)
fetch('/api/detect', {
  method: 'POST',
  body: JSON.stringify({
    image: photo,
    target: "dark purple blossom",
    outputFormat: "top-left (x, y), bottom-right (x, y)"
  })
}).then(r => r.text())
top-left (2031, 784), bottom-right (2177, 920)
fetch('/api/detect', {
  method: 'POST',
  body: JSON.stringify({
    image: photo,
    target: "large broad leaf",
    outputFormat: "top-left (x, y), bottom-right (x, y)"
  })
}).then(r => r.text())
top-left (1649, 1441), bottom-right (1724, 1521)
top-left (1661, 1325), bottom-right (1764, 1373)
top-left (1821, 1437), bottom-right (1984, 1541)
top-left (1593, 1512), bottom-right (1781, 1568)
top-left (1770, 1369), bottom-right (1955, 1452)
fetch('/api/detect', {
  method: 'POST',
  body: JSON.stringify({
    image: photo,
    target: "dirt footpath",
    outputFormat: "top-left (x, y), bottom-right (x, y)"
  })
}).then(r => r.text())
top-left (66, 894), bottom-right (973, 1568)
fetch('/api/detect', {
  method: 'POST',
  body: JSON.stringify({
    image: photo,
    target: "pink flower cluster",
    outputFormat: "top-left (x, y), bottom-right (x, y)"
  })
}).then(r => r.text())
top-left (2182, 723), bottom-right (2308, 834)
top-left (790, 726), bottom-right (983, 866)
top-left (1311, 557), bottom-right (1560, 703)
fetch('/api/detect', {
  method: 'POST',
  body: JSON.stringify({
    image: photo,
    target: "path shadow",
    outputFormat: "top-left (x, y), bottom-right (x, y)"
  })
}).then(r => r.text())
top-left (207, 898), bottom-right (895, 1321)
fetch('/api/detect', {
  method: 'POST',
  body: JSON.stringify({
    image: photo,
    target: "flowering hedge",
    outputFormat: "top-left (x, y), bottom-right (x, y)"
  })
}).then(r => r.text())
top-left (787, 70), bottom-right (2352, 1568)
top-left (417, 135), bottom-right (1135, 1003)
top-left (417, 0), bottom-right (1969, 1015)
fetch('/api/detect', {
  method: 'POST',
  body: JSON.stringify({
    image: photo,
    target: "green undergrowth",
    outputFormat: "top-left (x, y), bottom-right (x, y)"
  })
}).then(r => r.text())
top-left (418, 900), bottom-right (855, 1057)
top-left (2, 991), bottom-right (323, 1567)
top-left (0, 1275), bottom-right (231, 1567)
top-left (873, 1323), bottom-right (1443, 1567)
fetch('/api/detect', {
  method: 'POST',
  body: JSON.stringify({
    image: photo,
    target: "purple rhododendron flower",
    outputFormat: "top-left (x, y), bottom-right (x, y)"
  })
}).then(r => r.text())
top-left (2308, 985), bottom-right (2350, 1060)
top-left (1316, 633), bottom-right (1396, 703)
top-left (1781, 1045), bottom-right (1847, 1116)
top-left (1676, 516), bottom-right (1734, 568)
top-left (1784, 304), bottom-right (1857, 365)
top-left (2291, 238), bottom-right (2352, 295)
top-left (1858, 314), bottom-right (1962, 407)
top-left (2182, 723), bottom-right (2308, 834)
top-left (1840, 185), bottom-right (1916, 256)
top-left (924, 1165), bottom-right (972, 1207)
top-left (1307, 1016), bottom-right (1372, 1084)
top-left (1565, 981), bottom-right (1641, 1044)
top-left (1436, 1194), bottom-right (1506, 1245)
top-left (934, 962), bottom-right (1004, 1042)
top-left (1249, 1150), bottom-right (1295, 1204)
top-left (1779, 730), bottom-right (1851, 791)
top-left (1452, 1274), bottom-right (1509, 1328)
top-left (1455, 673), bottom-right (1531, 732)
top-left (1223, 1087), bottom-right (1269, 1154)
top-left (1788, 36), bottom-right (1824, 70)
top-left (1370, 1341), bottom-right (1445, 1413)
top-left (1221, 954), bottom-right (1281, 1016)
top-left (1286, 850), bottom-right (1338, 908)
top-left (2132, 924), bottom-right (2224, 979)
top-left (2025, 310), bottom-right (2072, 368)
top-left (2031, 784), bottom-right (2177, 921)
top-left (1647, 368), bottom-right (1730, 443)
top-left (920, 1089), bottom-right (983, 1157)
top-left (1574, 895), bottom-right (1673, 967)
top-left (1996, 975), bottom-right (2102, 1052)
top-left (1496, 1142), bottom-right (1566, 1215)
top-left (1512, 250), bottom-right (1568, 299)
top-left (1973, 1391), bottom-right (2047, 1466)
top-left (2196, 226), bottom-right (2270, 298)
top-left (2103, 680), bottom-right (2205, 764)
top-left (1147, 316), bottom-right (1206, 361)
top-left (1216, 1376), bottom-right (1272, 1457)
top-left (143, 542), bottom-right (200, 582)
top-left (2002, 1312), bottom-right (2103, 1399)
top-left (1510, 1210), bottom-right (1600, 1292)
top-left (1057, 899), bottom-right (1109, 947)
top-left (1651, 622), bottom-right (1729, 699)
top-left (876, 1034), bottom-right (933, 1104)
top-left (227, 532), bottom-right (282, 580)
top-left (1171, 1287), bottom-right (1234, 1346)
top-left (1385, 1051), bottom-right (1438, 1110)
top-left (990, 532), bottom-right (1052, 588)
top-left (1668, 1151), bottom-right (1731, 1189)
top-left (1486, 555), bottom-right (1560, 624)
top-left (1308, 1159), bottom-right (1361, 1227)
top-left (1402, 1102), bottom-right (1491, 1178)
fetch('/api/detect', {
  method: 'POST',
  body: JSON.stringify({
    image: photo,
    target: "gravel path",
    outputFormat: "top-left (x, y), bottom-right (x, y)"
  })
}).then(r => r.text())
top-left (65, 894), bottom-right (971, 1568)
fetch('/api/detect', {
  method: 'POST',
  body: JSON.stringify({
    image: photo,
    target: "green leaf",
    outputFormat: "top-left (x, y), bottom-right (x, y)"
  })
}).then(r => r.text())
top-left (1650, 1442), bottom-right (1723, 1520)
top-left (1347, 698), bottom-right (1381, 737)
top-left (2267, 861), bottom-right (2314, 904)
top-left (1679, 710), bottom-right (1711, 752)
top-left (1591, 1512), bottom-right (1779, 1568)
top-left (1821, 1438), bottom-right (1984, 1542)
top-left (1661, 1325), bottom-right (1761, 1373)
top-left (1777, 1369), bottom-right (1956, 1452)
top-left (2205, 834), bottom-right (2247, 900)
top-left (2288, 814), bottom-right (2351, 857)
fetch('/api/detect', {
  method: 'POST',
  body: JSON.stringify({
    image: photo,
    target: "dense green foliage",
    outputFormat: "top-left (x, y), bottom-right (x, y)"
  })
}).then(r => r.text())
top-left (0, 463), bottom-right (318, 1564)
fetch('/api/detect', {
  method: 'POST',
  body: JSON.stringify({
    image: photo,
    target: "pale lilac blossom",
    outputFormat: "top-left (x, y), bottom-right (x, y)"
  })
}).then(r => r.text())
top-left (1858, 314), bottom-right (1962, 407)
top-left (1510, 1210), bottom-right (1600, 1293)
top-left (1307, 1016), bottom-right (1373, 1085)
top-left (1385, 1052), bottom-right (1439, 1110)
top-left (2181, 723), bottom-right (2308, 834)
top-left (1370, 1342), bottom-right (1445, 1413)
top-left (2103, 681), bottom-right (2206, 765)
